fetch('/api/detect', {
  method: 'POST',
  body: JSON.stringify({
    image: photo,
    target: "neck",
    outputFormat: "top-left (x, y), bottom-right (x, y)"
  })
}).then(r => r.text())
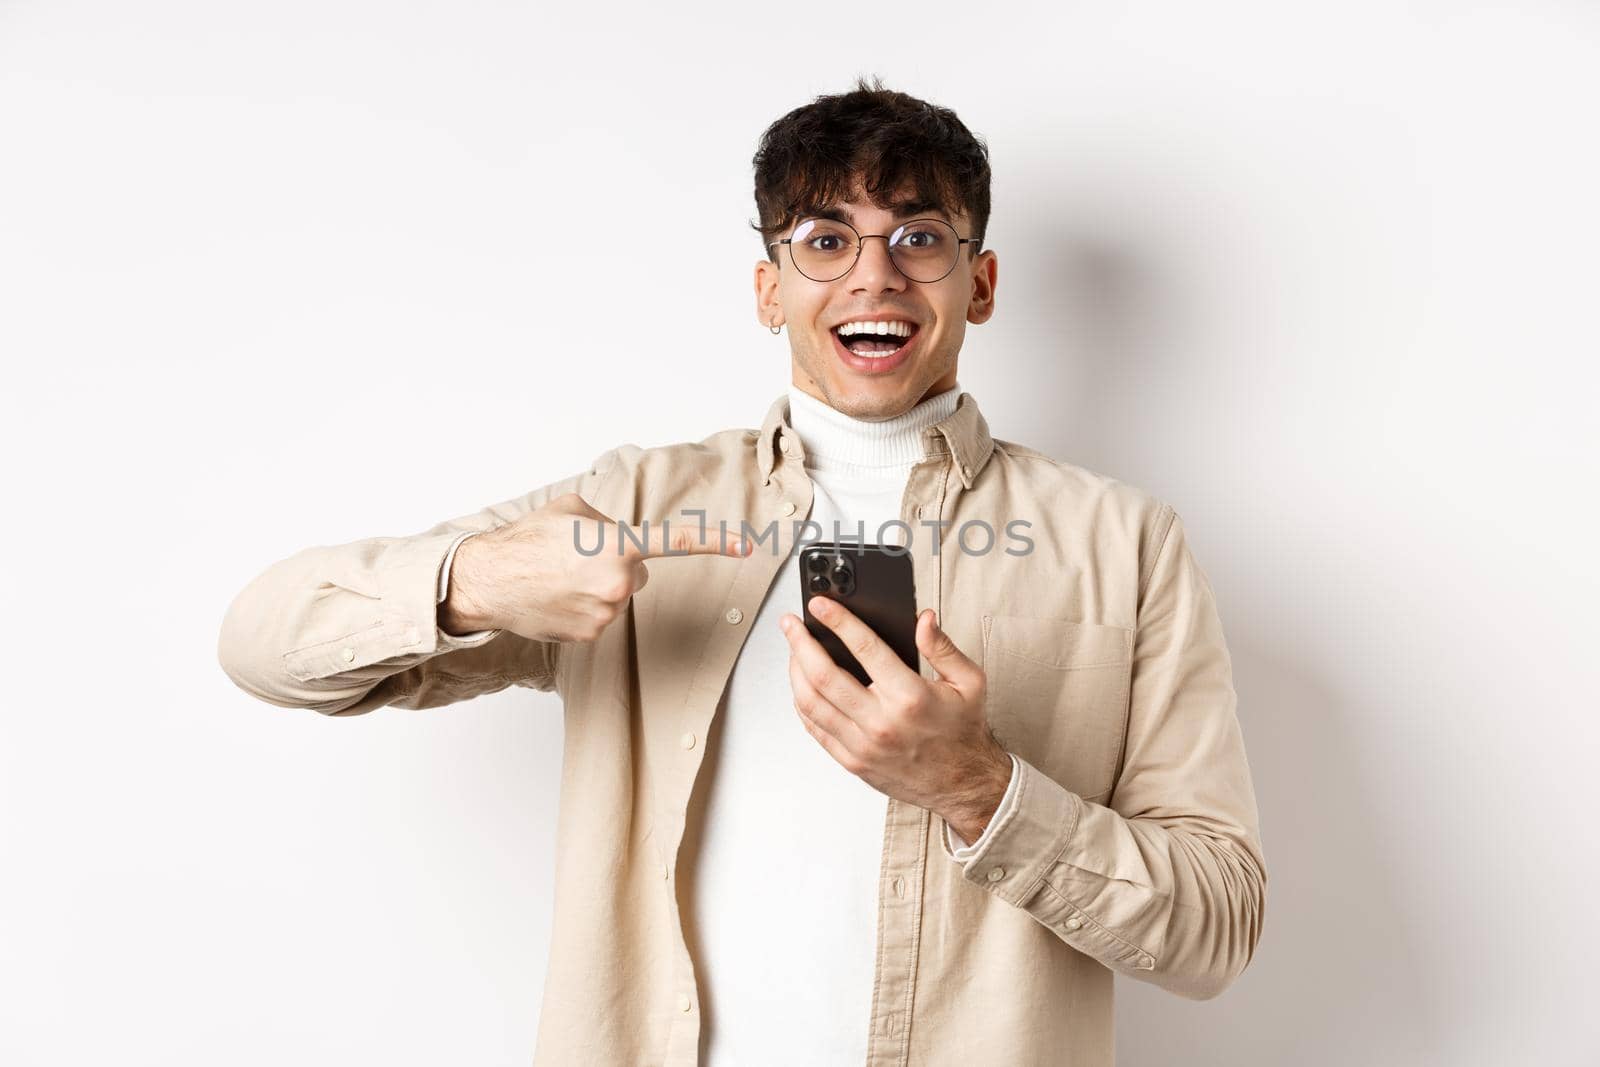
top-left (785, 382), bottom-right (962, 472)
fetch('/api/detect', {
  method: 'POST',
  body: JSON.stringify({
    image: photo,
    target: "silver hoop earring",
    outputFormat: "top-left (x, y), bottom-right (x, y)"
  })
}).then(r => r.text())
top-left (768, 321), bottom-right (782, 334)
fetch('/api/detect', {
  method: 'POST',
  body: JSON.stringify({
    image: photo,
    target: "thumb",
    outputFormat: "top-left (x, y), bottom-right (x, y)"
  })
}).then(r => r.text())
top-left (915, 609), bottom-right (980, 692)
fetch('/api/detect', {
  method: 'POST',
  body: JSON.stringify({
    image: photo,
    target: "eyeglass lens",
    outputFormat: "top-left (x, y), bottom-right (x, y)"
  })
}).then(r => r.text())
top-left (787, 218), bottom-right (961, 283)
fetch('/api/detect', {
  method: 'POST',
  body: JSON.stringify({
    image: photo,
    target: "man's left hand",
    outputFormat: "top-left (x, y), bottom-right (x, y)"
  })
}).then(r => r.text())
top-left (779, 597), bottom-right (1013, 845)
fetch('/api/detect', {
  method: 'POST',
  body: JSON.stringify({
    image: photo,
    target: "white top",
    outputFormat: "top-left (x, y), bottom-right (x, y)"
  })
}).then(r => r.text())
top-left (679, 382), bottom-right (1020, 1065)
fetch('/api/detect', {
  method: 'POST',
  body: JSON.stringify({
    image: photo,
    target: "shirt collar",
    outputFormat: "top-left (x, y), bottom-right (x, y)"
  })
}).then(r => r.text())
top-left (756, 388), bottom-right (995, 490)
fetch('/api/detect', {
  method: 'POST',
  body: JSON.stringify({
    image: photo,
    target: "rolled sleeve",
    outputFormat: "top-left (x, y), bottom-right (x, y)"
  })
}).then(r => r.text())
top-left (218, 445), bottom-right (634, 716)
top-left (936, 507), bottom-right (1267, 1000)
top-left (274, 530), bottom-right (500, 687)
top-left (942, 754), bottom-right (1086, 909)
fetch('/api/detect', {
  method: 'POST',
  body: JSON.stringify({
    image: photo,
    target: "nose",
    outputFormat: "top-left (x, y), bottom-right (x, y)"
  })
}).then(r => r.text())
top-left (849, 235), bottom-right (908, 294)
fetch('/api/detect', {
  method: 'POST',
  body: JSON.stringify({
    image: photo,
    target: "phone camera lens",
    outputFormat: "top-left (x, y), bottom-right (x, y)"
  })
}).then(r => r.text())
top-left (806, 553), bottom-right (828, 574)
top-left (808, 574), bottom-right (830, 594)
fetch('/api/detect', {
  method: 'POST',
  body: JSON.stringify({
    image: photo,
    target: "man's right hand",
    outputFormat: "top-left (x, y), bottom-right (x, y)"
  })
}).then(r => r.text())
top-left (439, 492), bottom-right (751, 642)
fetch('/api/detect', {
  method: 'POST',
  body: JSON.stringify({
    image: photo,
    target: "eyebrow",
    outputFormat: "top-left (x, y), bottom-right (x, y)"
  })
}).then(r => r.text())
top-left (803, 198), bottom-right (948, 226)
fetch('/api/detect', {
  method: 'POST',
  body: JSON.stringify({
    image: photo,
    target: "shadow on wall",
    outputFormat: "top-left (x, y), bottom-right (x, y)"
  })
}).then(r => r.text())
top-left (1115, 622), bottom-right (1437, 1062)
top-left (997, 223), bottom-right (1195, 488)
top-left (1017, 227), bottom-right (1439, 1062)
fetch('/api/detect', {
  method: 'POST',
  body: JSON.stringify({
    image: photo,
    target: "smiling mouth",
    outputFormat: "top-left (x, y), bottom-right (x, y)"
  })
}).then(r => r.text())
top-left (830, 323), bottom-right (920, 359)
top-left (828, 322), bottom-right (921, 375)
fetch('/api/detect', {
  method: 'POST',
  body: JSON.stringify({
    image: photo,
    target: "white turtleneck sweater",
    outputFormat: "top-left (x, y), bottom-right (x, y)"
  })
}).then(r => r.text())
top-left (678, 382), bottom-right (1021, 1065)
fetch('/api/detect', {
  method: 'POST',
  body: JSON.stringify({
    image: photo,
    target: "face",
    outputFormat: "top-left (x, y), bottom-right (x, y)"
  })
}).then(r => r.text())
top-left (754, 181), bottom-right (998, 420)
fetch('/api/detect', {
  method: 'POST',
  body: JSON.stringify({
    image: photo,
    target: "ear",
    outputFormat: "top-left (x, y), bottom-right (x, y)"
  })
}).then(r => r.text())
top-left (755, 258), bottom-right (783, 328)
top-left (966, 249), bottom-right (997, 326)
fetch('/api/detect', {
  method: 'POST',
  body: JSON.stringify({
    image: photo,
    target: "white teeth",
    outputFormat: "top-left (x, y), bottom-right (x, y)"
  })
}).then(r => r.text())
top-left (835, 319), bottom-right (914, 338)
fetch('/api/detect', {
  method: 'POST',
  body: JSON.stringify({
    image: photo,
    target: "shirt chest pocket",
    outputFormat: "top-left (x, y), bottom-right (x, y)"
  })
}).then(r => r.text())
top-left (980, 614), bottom-right (1134, 805)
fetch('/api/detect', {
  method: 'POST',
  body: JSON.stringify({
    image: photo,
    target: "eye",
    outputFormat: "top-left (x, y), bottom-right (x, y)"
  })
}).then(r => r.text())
top-left (897, 227), bottom-right (943, 249)
top-left (807, 234), bottom-right (847, 252)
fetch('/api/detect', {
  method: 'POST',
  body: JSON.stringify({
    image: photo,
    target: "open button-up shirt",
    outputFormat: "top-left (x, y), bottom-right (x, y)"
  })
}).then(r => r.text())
top-left (217, 390), bottom-right (1267, 1065)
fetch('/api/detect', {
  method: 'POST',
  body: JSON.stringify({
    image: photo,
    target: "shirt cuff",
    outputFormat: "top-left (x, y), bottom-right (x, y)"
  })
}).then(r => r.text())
top-left (946, 752), bottom-right (1023, 860)
top-left (438, 530), bottom-right (476, 603)
top-left (938, 753), bottom-right (1089, 909)
top-left (436, 530), bottom-right (497, 641)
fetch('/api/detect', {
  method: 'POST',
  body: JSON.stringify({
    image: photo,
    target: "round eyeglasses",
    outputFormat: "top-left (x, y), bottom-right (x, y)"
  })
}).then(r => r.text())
top-left (766, 217), bottom-right (981, 283)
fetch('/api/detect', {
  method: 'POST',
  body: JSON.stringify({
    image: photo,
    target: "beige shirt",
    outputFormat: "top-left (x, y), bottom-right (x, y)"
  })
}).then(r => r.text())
top-left (217, 389), bottom-right (1267, 1065)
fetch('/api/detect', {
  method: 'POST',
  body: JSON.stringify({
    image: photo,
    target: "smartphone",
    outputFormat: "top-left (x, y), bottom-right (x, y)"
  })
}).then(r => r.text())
top-left (798, 541), bottom-right (920, 687)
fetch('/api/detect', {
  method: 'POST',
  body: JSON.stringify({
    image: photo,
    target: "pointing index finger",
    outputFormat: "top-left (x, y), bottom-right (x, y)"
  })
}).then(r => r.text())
top-left (624, 518), bottom-right (751, 561)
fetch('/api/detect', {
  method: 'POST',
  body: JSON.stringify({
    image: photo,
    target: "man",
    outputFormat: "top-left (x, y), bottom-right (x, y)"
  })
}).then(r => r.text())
top-left (218, 76), bottom-right (1266, 1066)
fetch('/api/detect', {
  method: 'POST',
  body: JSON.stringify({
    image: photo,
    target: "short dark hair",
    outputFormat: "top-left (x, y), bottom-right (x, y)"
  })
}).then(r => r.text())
top-left (749, 75), bottom-right (992, 265)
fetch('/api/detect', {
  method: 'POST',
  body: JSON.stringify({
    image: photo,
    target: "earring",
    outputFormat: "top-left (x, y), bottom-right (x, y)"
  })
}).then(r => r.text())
top-left (768, 320), bottom-right (782, 334)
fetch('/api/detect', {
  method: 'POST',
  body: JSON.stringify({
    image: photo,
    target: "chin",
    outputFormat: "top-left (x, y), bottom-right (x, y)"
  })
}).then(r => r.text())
top-left (830, 382), bottom-right (923, 419)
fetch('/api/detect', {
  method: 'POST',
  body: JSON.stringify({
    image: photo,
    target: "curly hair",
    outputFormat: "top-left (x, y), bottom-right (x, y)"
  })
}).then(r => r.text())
top-left (749, 75), bottom-right (992, 265)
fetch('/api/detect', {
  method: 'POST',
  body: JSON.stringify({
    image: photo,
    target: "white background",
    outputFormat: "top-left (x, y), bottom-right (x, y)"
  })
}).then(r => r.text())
top-left (3, 1), bottom-right (1596, 1064)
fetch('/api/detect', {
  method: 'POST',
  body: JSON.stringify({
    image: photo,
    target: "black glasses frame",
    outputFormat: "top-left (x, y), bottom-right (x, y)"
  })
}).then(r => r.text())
top-left (766, 217), bottom-right (982, 283)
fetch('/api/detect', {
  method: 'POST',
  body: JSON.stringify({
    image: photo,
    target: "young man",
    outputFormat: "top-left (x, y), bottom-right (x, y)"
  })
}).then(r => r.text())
top-left (218, 77), bottom-right (1266, 1066)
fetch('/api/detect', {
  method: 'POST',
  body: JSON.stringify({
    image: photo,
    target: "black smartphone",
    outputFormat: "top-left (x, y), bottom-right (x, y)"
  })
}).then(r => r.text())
top-left (797, 541), bottom-right (920, 687)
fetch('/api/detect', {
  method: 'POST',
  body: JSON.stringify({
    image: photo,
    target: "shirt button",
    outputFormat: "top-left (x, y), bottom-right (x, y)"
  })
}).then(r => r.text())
top-left (341, 647), bottom-right (355, 663)
top-left (987, 866), bottom-right (1005, 882)
top-left (677, 993), bottom-right (692, 1012)
top-left (725, 607), bottom-right (744, 625)
top-left (1138, 955), bottom-right (1154, 970)
top-left (781, 501), bottom-right (796, 516)
top-left (663, 863), bottom-right (671, 880)
top-left (893, 876), bottom-right (905, 899)
top-left (680, 732), bottom-right (697, 750)
top-left (1061, 917), bottom-right (1083, 932)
